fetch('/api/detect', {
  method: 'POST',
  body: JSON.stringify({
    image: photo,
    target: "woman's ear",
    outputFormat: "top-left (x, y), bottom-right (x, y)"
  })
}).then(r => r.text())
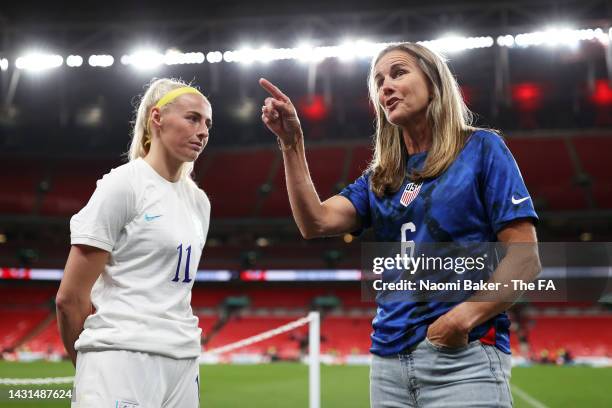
top-left (150, 107), bottom-right (162, 129)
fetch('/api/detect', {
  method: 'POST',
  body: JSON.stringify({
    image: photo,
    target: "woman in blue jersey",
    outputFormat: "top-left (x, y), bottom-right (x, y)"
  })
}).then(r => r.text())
top-left (56, 78), bottom-right (212, 407)
top-left (260, 43), bottom-right (539, 407)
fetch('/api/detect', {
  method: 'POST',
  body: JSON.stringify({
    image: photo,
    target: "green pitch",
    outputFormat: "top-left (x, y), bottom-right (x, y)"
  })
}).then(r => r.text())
top-left (0, 361), bottom-right (611, 407)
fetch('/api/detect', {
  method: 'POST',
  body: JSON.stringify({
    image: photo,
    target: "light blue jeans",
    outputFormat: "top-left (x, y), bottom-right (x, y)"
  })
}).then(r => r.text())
top-left (370, 339), bottom-right (513, 407)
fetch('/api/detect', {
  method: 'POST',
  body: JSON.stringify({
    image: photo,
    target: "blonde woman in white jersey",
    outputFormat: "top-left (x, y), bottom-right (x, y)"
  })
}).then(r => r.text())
top-left (56, 78), bottom-right (212, 408)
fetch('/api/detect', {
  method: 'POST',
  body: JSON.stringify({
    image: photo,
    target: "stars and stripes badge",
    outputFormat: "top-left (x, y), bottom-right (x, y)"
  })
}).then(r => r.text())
top-left (400, 182), bottom-right (422, 207)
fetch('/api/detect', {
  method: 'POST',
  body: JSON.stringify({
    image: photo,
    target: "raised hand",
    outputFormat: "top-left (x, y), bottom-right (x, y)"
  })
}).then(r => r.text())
top-left (259, 78), bottom-right (302, 147)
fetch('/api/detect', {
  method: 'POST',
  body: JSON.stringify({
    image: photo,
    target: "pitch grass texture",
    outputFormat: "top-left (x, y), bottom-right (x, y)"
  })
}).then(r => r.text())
top-left (0, 361), bottom-right (611, 407)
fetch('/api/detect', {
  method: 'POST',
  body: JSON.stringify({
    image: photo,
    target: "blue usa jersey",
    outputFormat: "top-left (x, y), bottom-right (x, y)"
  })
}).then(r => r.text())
top-left (339, 130), bottom-right (538, 356)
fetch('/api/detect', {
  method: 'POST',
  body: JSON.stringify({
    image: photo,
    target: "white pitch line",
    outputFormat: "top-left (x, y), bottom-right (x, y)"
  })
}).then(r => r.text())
top-left (511, 384), bottom-right (551, 408)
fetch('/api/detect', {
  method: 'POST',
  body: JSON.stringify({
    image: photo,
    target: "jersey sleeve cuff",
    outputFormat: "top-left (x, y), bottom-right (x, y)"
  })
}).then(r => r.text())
top-left (338, 192), bottom-right (371, 236)
top-left (493, 214), bottom-right (539, 235)
top-left (71, 235), bottom-right (114, 252)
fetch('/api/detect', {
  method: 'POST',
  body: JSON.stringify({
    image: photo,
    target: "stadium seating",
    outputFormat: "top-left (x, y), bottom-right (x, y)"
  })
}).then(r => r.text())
top-left (0, 309), bottom-right (49, 351)
top-left (526, 314), bottom-right (612, 357)
top-left (22, 316), bottom-right (65, 355)
top-left (0, 284), bottom-right (56, 306)
top-left (200, 149), bottom-right (278, 217)
top-left (0, 158), bottom-right (44, 214)
top-left (205, 315), bottom-right (307, 358)
top-left (507, 137), bottom-right (587, 210)
top-left (320, 315), bottom-right (372, 355)
top-left (572, 135), bottom-right (612, 209)
top-left (40, 159), bottom-right (120, 216)
top-left (259, 146), bottom-right (349, 217)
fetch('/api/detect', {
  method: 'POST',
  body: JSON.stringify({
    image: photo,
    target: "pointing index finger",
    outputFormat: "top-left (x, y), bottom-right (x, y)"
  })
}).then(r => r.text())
top-left (259, 78), bottom-right (289, 102)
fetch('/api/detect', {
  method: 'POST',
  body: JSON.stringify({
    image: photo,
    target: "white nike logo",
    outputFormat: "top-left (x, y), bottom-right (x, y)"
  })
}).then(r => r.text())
top-left (511, 196), bottom-right (530, 205)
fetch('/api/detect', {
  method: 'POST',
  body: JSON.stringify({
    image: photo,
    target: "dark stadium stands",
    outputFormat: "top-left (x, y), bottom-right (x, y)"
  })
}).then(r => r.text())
top-left (4, 134), bottom-right (609, 271)
top-left (40, 159), bottom-right (119, 217)
top-left (0, 158), bottom-right (45, 214)
top-left (1, 134), bottom-right (610, 222)
top-left (572, 135), bottom-right (612, 208)
top-left (507, 137), bottom-right (587, 210)
top-left (200, 149), bottom-right (278, 218)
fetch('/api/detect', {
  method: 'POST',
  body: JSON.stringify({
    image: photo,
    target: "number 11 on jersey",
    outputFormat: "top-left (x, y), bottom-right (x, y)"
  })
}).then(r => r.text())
top-left (173, 243), bottom-right (192, 283)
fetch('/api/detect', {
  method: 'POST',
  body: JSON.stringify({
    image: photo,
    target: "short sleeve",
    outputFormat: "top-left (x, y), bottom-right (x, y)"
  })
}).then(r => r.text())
top-left (480, 132), bottom-right (538, 233)
top-left (70, 170), bottom-right (136, 252)
top-left (338, 172), bottom-right (372, 234)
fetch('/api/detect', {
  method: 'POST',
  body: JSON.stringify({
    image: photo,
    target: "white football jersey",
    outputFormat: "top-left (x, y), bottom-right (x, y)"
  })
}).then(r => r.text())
top-left (70, 158), bottom-right (210, 359)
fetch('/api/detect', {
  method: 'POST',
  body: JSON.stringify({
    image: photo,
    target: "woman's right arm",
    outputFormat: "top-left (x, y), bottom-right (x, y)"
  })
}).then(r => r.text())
top-left (56, 245), bottom-right (108, 366)
top-left (259, 78), bottom-right (360, 239)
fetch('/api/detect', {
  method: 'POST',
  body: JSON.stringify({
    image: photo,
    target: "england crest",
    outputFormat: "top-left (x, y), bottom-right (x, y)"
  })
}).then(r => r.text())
top-left (400, 182), bottom-right (422, 207)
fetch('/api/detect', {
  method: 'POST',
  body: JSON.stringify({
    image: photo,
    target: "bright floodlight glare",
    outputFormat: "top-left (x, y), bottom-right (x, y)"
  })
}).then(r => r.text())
top-left (126, 49), bottom-right (164, 70)
top-left (422, 35), bottom-right (494, 53)
top-left (222, 50), bottom-right (235, 63)
top-left (0, 58), bottom-right (8, 71)
top-left (511, 27), bottom-right (597, 48)
top-left (295, 42), bottom-right (316, 63)
top-left (206, 51), bottom-right (223, 63)
top-left (15, 53), bottom-right (63, 71)
top-left (256, 46), bottom-right (275, 63)
top-left (66, 55), bottom-right (83, 67)
top-left (164, 50), bottom-right (205, 65)
top-left (236, 46), bottom-right (256, 65)
top-left (497, 35), bottom-right (515, 47)
top-left (336, 41), bottom-right (357, 62)
top-left (354, 40), bottom-right (382, 58)
top-left (88, 55), bottom-right (114, 68)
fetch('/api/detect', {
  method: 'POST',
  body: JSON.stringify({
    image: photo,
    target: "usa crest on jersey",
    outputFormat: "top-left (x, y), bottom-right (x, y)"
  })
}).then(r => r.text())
top-left (400, 182), bottom-right (422, 207)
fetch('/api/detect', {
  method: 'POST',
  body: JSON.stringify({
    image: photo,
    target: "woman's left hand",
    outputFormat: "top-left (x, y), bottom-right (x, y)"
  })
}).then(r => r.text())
top-left (426, 313), bottom-right (470, 349)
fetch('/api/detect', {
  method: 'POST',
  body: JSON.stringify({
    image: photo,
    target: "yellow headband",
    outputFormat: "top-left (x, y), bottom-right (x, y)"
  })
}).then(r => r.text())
top-left (155, 86), bottom-right (204, 109)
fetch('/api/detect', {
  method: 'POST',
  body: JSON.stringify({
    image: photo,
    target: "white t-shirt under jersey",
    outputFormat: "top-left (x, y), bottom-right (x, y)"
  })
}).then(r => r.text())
top-left (70, 158), bottom-right (210, 359)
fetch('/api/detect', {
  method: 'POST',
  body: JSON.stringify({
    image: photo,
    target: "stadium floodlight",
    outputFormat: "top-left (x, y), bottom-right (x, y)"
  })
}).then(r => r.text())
top-left (0, 58), bottom-right (8, 71)
top-left (255, 45), bottom-right (275, 64)
top-left (497, 35), bottom-right (515, 47)
top-left (336, 41), bottom-right (358, 62)
top-left (421, 35), bottom-right (494, 53)
top-left (164, 50), bottom-right (205, 65)
top-left (222, 50), bottom-right (235, 63)
top-left (123, 49), bottom-right (164, 70)
top-left (66, 55), bottom-right (83, 67)
top-left (597, 27), bottom-right (611, 44)
top-left (515, 27), bottom-right (580, 48)
top-left (206, 51), bottom-right (223, 63)
top-left (235, 46), bottom-right (257, 65)
top-left (354, 40), bottom-right (383, 59)
top-left (88, 54), bottom-right (114, 68)
top-left (15, 53), bottom-right (63, 71)
top-left (295, 42), bottom-right (317, 63)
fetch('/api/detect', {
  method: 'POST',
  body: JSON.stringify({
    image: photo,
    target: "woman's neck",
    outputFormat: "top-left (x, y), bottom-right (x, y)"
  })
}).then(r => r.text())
top-left (401, 116), bottom-right (432, 155)
top-left (144, 146), bottom-right (182, 182)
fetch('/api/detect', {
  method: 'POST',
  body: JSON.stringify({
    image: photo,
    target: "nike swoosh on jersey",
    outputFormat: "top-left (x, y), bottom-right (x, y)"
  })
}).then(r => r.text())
top-left (511, 196), bottom-right (530, 205)
top-left (144, 214), bottom-right (163, 221)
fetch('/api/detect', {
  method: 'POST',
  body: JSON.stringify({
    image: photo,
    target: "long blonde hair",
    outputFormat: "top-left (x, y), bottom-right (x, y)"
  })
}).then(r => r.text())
top-left (128, 78), bottom-right (206, 187)
top-left (367, 43), bottom-right (476, 197)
